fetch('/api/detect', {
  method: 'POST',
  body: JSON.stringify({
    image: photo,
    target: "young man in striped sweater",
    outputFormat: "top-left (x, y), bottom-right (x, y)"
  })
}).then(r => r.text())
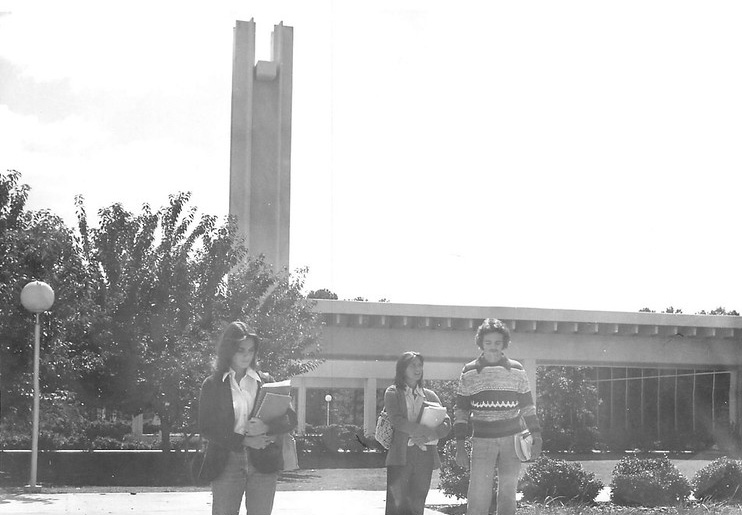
top-left (453, 318), bottom-right (542, 515)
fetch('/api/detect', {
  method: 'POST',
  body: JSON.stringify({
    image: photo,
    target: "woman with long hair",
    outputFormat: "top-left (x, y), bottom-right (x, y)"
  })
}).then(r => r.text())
top-left (384, 351), bottom-right (451, 515)
top-left (198, 321), bottom-right (296, 515)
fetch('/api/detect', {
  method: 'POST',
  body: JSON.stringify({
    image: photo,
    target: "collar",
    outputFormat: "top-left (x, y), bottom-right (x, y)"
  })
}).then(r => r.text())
top-left (222, 368), bottom-right (262, 383)
top-left (475, 354), bottom-right (511, 372)
top-left (404, 385), bottom-right (424, 398)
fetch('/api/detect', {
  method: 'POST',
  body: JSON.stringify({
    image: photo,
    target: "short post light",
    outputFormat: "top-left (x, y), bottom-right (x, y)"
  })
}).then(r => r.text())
top-left (20, 280), bottom-right (55, 491)
top-left (324, 394), bottom-right (332, 426)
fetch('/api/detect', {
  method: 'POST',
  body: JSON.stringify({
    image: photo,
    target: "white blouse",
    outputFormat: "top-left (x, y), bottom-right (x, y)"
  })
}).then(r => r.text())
top-left (223, 368), bottom-right (261, 434)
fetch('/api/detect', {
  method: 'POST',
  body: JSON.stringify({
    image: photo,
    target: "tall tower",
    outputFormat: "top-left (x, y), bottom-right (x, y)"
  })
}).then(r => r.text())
top-left (229, 19), bottom-right (293, 270)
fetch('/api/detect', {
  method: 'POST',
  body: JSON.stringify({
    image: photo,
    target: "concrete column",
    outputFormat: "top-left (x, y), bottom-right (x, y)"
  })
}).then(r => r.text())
top-left (522, 358), bottom-right (538, 405)
top-left (363, 378), bottom-right (378, 438)
top-left (131, 414), bottom-right (143, 436)
top-left (295, 377), bottom-right (307, 435)
top-left (229, 20), bottom-right (293, 270)
top-left (730, 370), bottom-right (742, 432)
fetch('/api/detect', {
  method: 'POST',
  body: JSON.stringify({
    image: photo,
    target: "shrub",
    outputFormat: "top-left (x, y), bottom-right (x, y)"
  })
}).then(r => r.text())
top-left (542, 427), bottom-right (599, 453)
top-left (692, 457), bottom-right (742, 503)
top-left (439, 439), bottom-right (471, 500)
top-left (610, 455), bottom-right (691, 506)
top-left (90, 436), bottom-right (126, 450)
top-left (519, 456), bottom-right (603, 504)
top-left (85, 420), bottom-right (132, 442)
top-left (542, 428), bottom-right (572, 452)
top-left (571, 427), bottom-right (599, 454)
top-left (296, 424), bottom-right (366, 453)
top-left (143, 422), bottom-right (161, 434)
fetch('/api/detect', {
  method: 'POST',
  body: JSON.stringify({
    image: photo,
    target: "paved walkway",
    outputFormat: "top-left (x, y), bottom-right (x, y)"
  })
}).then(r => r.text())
top-left (0, 489), bottom-right (462, 514)
top-left (0, 485), bottom-right (618, 514)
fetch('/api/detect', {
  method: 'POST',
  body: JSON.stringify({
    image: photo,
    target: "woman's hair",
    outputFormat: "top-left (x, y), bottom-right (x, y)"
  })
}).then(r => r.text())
top-left (214, 321), bottom-right (260, 373)
top-left (475, 318), bottom-right (511, 349)
top-left (394, 351), bottom-right (424, 390)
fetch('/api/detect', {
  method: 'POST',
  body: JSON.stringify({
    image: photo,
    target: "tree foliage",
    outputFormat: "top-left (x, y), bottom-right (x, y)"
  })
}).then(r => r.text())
top-left (0, 170), bottom-right (96, 420)
top-left (306, 288), bottom-right (338, 300)
top-left (72, 191), bottom-right (323, 450)
top-left (697, 307), bottom-right (740, 316)
top-left (640, 306), bottom-right (740, 316)
top-left (537, 366), bottom-right (599, 452)
top-left (1, 171), bottom-right (324, 452)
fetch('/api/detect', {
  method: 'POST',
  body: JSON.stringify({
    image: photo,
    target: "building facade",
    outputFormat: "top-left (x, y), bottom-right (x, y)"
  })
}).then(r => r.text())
top-left (295, 300), bottom-right (742, 446)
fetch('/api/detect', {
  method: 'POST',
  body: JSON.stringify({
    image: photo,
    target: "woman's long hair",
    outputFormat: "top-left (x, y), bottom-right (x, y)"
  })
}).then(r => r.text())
top-left (393, 351), bottom-right (424, 390)
top-left (214, 321), bottom-right (260, 374)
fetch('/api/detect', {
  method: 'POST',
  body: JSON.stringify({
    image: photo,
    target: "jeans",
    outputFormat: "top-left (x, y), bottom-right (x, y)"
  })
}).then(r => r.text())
top-left (467, 436), bottom-right (521, 515)
top-left (211, 449), bottom-right (278, 515)
top-left (385, 445), bottom-right (434, 515)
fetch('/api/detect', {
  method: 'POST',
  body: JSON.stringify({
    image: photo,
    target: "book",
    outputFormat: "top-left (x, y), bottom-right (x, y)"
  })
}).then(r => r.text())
top-left (514, 430), bottom-right (533, 461)
top-left (419, 405), bottom-right (447, 445)
top-left (253, 379), bottom-right (291, 413)
top-left (253, 380), bottom-right (292, 422)
top-left (255, 380), bottom-right (291, 404)
top-left (254, 392), bottom-right (292, 421)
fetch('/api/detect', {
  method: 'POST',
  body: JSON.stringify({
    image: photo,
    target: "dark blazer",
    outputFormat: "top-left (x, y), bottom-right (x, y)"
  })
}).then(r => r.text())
top-left (383, 384), bottom-right (451, 468)
top-left (198, 370), bottom-right (297, 482)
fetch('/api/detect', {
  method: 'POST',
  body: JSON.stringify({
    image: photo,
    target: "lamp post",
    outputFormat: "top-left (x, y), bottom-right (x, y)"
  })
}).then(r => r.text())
top-left (20, 281), bottom-right (55, 491)
top-left (324, 394), bottom-right (332, 426)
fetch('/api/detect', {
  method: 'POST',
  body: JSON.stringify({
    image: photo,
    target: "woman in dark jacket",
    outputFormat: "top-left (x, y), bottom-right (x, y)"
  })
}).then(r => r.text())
top-left (384, 351), bottom-right (451, 515)
top-left (198, 321), bottom-right (296, 515)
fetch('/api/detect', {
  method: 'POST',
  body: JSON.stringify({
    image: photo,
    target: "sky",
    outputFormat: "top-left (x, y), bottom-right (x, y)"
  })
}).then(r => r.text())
top-left (1, 0), bottom-right (741, 314)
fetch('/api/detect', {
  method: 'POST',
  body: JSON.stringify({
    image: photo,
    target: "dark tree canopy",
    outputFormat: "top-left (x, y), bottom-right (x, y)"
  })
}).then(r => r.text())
top-left (306, 288), bottom-right (338, 300)
top-left (0, 170), bottom-right (324, 451)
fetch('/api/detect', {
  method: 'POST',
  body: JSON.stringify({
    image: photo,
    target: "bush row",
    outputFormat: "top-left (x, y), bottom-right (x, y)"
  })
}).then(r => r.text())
top-left (0, 419), bottom-right (145, 450)
top-left (439, 439), bottom-right (742, 507)
top-left (542, 426), bottom-right (729, 453)
top-left (0, 421), bottom-right (375, 453)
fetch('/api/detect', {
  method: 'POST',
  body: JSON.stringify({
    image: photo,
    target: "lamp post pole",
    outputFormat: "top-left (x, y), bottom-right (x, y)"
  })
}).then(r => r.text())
top-left (324, 394), bottom-right (332, 426)
top-left (31, 312), bottom-right (41, 487)
top-left (20, 281), bottom-right (55, 491)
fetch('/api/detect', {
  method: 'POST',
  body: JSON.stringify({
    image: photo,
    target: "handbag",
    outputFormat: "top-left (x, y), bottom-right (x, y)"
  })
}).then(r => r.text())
top-left (514, 429), bottom-right (533, 462)
top-left (248, 441), bottom-right (284, 473)
top-left (375, 409), bottom-right (393, 449)
top-left (281, 433), bottom-right (299, 471)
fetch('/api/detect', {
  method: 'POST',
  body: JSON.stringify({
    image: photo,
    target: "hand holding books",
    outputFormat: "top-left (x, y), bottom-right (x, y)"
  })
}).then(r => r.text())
top-left (245, 418), bottom-right (269, 436)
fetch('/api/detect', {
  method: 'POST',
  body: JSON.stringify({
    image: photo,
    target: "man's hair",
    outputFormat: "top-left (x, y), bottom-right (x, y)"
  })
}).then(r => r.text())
top-left (394, 351), bottom-right (425, 390)
top-left (214, 321), bottom-right (260, 373)
top-left (475, 318), bottom-right (511, 349)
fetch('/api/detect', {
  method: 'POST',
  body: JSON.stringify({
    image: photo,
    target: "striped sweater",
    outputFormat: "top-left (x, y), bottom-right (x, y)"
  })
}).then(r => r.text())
top-left (454, 355), bottom-right (541, 440)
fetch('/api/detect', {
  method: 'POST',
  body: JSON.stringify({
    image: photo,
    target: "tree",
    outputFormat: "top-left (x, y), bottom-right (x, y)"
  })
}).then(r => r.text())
top-left (73, 192), bottom-right (323, 451)
top-left (0, 170), bottom-right (97, 421)
top-left (537, 366), bottom-right (599, 452)
top-left (697, 307), bottom-right (740, 316)
top-left (306, 288), bottom-right (338, 300)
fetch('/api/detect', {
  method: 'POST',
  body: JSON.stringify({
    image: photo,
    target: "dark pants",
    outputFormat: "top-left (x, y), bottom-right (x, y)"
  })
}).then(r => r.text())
top-left (385, 445), bottom-right (435, 515)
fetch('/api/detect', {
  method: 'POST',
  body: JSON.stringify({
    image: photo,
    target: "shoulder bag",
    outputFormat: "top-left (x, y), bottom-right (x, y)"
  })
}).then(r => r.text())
top-left (375, 409), bottom-right (393, 449)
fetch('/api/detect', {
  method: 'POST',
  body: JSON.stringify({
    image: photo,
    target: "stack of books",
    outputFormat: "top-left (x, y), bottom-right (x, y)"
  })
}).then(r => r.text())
top-left (419, 404), bottom-right (447, 445)
top-left (254, 380), bottom-right (292, 421)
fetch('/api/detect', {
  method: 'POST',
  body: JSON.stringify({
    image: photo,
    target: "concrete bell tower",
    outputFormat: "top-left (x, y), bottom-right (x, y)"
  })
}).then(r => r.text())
top-left (229, 19), bottom-right (293, 270)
